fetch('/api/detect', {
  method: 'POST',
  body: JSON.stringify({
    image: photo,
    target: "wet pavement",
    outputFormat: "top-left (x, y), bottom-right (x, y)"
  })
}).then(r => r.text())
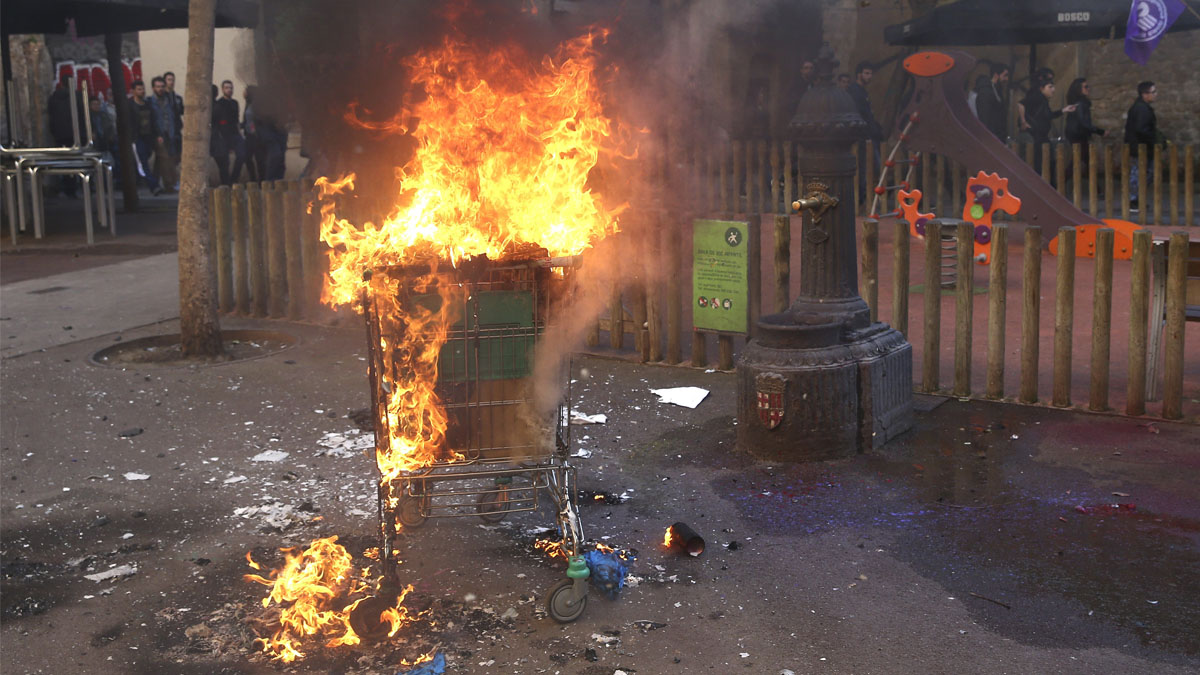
top-left (1, 309), bottom-right (1198, 673)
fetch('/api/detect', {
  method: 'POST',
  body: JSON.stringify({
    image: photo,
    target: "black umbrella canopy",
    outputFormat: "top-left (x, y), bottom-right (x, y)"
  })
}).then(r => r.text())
top-left (1, 0), bottom-right (258, 37)
top-left (886, 0), bottom-right (1200, 46)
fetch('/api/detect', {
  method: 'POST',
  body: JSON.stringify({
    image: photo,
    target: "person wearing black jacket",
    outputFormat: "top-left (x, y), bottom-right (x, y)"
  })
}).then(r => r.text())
top-left (47, 75), bottom-right (87, 196)
top-left (1065, 78), bottom-right (1105, 169)
top-left (975, 63), bottom-right (1009, 141)
top-left (212, 80), bottom-right (246, 185)
top-left (1124, 81), bottom-right (1159, 211)
top-left (847, 62), bottom-right (883, 199)
top-left (1019, 75), bottom-right (1076, 183)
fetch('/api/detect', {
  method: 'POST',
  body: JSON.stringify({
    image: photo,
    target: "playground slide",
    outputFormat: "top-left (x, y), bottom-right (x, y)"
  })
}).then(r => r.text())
top-left (896, 50), bottom-right (1140, 261)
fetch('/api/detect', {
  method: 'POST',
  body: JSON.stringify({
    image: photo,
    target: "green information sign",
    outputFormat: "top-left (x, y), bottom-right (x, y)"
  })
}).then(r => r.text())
top-left (692, 219), bottom-right (749, 334)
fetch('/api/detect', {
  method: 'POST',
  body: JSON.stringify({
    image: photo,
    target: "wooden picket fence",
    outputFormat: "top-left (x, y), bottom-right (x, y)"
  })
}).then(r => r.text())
top-left (208, 163), bottom-right (1196, 421)
top-left (677, 139), bottom-right (1198, 226)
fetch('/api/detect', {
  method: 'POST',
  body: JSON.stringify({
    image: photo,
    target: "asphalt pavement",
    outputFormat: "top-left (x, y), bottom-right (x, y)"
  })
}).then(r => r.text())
top-left (1, 210), bottom-right (1199, 674)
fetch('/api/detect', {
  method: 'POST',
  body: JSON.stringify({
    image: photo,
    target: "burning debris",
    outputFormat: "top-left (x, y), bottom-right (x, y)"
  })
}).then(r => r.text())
top-left (663, 522), bottom-right (705, 557)
top-left (243, 536), bottom-right (429, 663)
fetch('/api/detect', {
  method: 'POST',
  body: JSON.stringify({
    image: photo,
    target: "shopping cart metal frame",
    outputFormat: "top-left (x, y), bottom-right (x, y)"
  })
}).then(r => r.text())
top-left (357, 255), bottom-right (591, 625)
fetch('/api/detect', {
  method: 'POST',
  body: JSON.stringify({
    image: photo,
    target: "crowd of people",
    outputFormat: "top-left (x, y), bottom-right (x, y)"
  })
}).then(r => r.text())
top-left (47, 72), bottom-right (289, 196)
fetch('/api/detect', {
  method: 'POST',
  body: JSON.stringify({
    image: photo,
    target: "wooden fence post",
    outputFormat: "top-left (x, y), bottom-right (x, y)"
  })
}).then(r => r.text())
top-left (985, 223), bottom-right (1008, 399)
top-left (1103, 144), bottom-right (1114, 220)
top-left (1169, 144), bottom-right (1179, 225)
top-left (609, 276), bottom-right (623, 350)
top-left (1152, 145), bottom-right (1163, 225)
top-left (951, 159), bottom-right (964, 217)
top-left (953, 221), bottom-right (973, 397)
top-left (865, 141), bottom-right (876, 214)
top-left (1052, 226), bottom-right (1076, 407)
top-left (1186, 145), bottom-right (1194, 227)
top-left (893, 219), bottom-right (910, 337)
top-left (782, 141), bottom-right (793, 214)
top-left (1162, 231), bottom-right (1188, 419)
top-left (862, 218), bottom-right (879, 322)
top-left (1056, 144), bottom-right (1067, 198)
top-left (231, 184), bottom-right (250, 315)
top-left (731, 141), bottom-right (743, 215)
top-left (266, 181), bottom-right (287, 318)
top-left (1087, 142), bottom-right (1098, 217)
top-left (1146, 241), bottom-right (1167, 402)
top-left (757, 140), bottom-right (769, 213)
top-left (770, 142), bottom-right (780, 214)
top-left (691, 331), bottom-right (707, 368)
top-left (1041, 143), bottom-right (1052, 184)
top-left (718, 334), bottom-right (734, 370)
top-left (1088, 228), bottom-right (1114, 411)
top-left (935, 153), bottom-right (946, 215)
top-left (1071, 143), bottom-right (1082, 209)
top-left (922, 220), bottom-right (943, 393)
top-left (302, 182), bottom-right (325, 319)
top-left (666, 218), bottom-right (682, 364)
top-left (247, 182), bottom-right (268, 317)
top-left (774, 214), bottom-right (790, 313)
top-left (1126, 229), bottom-right (1151, 415)
top-left (212, 185), bottom-right (233, 313)
top-left (1020, 227), bottom-right (1042, 403)
top-left (1121, 144), bottom-right (1131, 220)
top-left (745, 141), bottom-right (756, 215)
top-left (283, 181), bottom-right (304, 320)
top-left (1137, 144), bottom-right (1147, 225)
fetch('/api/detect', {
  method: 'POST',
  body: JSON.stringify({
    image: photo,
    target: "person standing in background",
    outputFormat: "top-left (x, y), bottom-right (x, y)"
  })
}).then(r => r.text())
top-left (212, 79), bottom-right (246, 185)
top-left (128, 80), bottom-right (163, 195)
top-left (243, 85), bottom-right (262, 182)
top-left (150, 76), bottom-right (179, 192)
top-left (163, 71), bottom-right (184, 187)
top-left (975, 63), bottom-right (1010, 141)
top-left (847, 62), bottom-right (883, 198)
top-left (1124, 81), bottom-right (1159, 212)
top-left (1064, 78), bottom-right (1104, 168)
top-left (1019, 74), bottom-right (1075, 183)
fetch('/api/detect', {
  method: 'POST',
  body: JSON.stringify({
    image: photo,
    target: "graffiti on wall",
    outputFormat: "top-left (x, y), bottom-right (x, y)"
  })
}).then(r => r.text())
top-left (53, 59), bottom-right (143, 102)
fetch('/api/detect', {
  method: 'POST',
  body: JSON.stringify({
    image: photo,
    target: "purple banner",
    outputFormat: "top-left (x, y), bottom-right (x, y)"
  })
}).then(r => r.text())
top-left (1124, 0), bottom-right (1186, 65)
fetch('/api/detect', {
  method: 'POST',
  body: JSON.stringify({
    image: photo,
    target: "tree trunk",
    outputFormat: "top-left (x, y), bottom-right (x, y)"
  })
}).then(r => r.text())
top-left (177, 0), bottom-right (224, 358)
top-left (104, 33), bottom-right (140, 212)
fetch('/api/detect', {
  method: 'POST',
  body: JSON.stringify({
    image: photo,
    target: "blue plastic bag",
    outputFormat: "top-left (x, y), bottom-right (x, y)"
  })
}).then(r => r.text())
top-left (584, 549), bottom-right (632, 600)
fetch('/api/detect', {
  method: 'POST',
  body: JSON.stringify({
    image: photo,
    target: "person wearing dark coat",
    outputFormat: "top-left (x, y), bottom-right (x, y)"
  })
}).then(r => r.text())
top-left (1124, 81), bottom-right (1159, 210)
top-left (847, 62), bottom-right (883, 200)
top-left (1019, 75), bottom-right (1076, 183)
top-left (1064, 78), bottom-right (1105, 168)
top-left (975, 63), bottom-right (1009, 141)
top-left (47, 75), bottom-right (87, 196)
top-left (212, 80), bottom-right (246, 185)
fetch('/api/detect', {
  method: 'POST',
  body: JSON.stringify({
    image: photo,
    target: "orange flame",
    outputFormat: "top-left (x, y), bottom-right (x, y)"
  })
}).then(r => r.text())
top-left (662, 526), bottom-right (674, 548)
top-left (319, 28), bottom-right (634, 481)
top-left (535, 538), bottom-right (567, 561)
top-left (243, 537), bottom-right (422, 662)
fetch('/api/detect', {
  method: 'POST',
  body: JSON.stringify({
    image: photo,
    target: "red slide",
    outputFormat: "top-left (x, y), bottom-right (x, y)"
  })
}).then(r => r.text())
top-left (896, 50), bottom-right (1140, 261)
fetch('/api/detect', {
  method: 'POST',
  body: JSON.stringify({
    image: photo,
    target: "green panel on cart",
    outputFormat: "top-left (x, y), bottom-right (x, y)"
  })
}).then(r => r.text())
top-left (414, 290), bottom-right (537, 382)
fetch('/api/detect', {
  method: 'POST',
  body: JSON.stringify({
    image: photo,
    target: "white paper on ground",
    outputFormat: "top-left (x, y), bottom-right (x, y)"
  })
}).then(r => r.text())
top-left (122, 472), bottom-right (150, 481)
top-left (570, 411), bottom-right (608, 425)
top-left (250, 450), bottom-right (289, 462)
top-left (84, 564), bottom-right (138, 582)
top-left (649, 387), bottom-right (709, 409)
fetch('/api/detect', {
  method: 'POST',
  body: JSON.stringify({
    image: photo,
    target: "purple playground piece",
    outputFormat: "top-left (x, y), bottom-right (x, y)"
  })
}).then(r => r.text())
top-left (974, 224), bottom-right (991, 245)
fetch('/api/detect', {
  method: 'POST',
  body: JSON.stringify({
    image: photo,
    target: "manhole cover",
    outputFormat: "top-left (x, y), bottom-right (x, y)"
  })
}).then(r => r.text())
top-left (89, 329), bottom-right (296, 368)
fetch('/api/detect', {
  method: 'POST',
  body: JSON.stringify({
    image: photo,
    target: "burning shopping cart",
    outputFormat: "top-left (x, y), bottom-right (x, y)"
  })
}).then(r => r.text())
top-left (354, 253), bottom-right (591, 628)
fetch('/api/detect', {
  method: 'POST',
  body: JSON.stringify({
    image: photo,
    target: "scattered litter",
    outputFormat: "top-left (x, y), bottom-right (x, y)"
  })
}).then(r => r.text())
top-left (1148, 600), bottom-right (1159, 605)
top-left (665, 522), bottom-right (705, 556)
top-left (121, 533), bottom-right (133, 539)
top-left (572, 448), bottom-right (593, 458)
top-left (579, 490), bottom-right (629, 505)
top-left (650, 387), bottom-right (709, 409)
top-left (250, 450), bottom-right (289, 463)
top-left (84, 564), bottom-right (138, 582)
top-left (584, 648), bottom-right (598, 661)
top-left (570, 411), bottom-right (608, 425)
top-left (184, 623), bottom-right (212, 640)
top-left (233, 502), bottom-right (307, 531)
top-left (118, 428), bottom-right (144, 438)
top-left (316, 429), bottom-right (374, 458)
top-left (1112, 491), bottom-right (1130, 497)
top-left (396, 652), bottom-right (445, 675)
top-left (631, 620), bottom-right (667, 631)
top-left (122, 472), bottom-right (150, 481)
top-left (501, 608), bottom-right (518, 620)
top-left (592, 632), bottom-right (620, 645)
top-left (223, 475), bottom-right (248, 484)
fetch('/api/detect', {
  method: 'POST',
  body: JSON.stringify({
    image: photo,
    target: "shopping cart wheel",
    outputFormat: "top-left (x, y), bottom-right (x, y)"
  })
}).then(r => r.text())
top-left (398, 496), bottom-right (427, 528)
top-left (545, 578), bottom-right (587, 623)
top-left (476, 488), bottom-right (510, 523)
